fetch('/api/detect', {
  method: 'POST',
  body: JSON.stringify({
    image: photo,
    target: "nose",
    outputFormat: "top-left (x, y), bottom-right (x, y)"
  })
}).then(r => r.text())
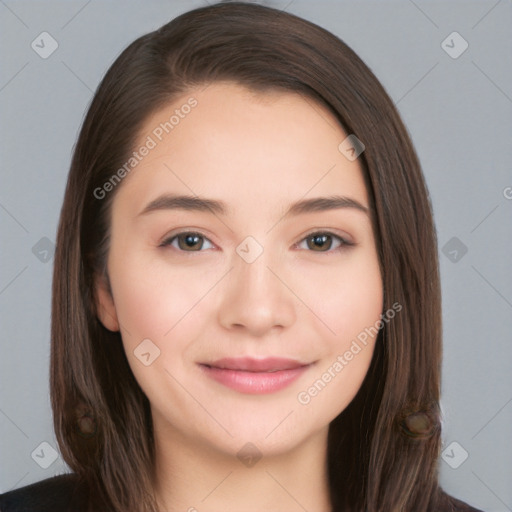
top-left (217, 247), bottom-right (296, 337)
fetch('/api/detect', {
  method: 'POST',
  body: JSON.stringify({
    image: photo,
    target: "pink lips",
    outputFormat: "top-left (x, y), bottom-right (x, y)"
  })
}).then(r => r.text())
top-left (198, 357), bottom-right (313, 394)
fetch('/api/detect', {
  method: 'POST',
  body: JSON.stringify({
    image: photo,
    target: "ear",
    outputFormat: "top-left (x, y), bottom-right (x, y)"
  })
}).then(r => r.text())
top-left (93, 272), bottom-right (120, 332)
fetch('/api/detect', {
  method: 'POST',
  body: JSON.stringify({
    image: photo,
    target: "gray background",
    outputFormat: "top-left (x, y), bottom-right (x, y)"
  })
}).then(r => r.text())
top-left (1, 1), bottom-right (511, 510)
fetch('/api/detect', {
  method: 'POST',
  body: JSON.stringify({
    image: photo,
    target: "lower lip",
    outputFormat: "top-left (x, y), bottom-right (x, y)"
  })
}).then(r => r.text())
top-left (198, 364), bottom-right (312, 394)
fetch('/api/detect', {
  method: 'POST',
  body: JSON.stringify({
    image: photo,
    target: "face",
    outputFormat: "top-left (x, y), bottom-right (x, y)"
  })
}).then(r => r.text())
top-left (95, 82), bottom-right (383, 458)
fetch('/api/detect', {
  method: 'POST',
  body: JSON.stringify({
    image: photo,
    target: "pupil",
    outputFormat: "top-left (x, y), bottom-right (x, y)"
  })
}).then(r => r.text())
top-left (312, 234), bottom-right (329, 250)
top-left (184, 234), bottom-right (200, 249)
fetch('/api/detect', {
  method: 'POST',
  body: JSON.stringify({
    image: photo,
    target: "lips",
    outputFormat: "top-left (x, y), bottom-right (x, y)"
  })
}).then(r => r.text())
top-left (198, 357), bottom-right (314, 394)
top-left (202, 356), bottom-right (307, 372)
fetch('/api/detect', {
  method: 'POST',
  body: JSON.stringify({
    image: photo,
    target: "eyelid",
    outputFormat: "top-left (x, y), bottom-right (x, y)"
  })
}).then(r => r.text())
top-left (299, 228), bottom-right (354, 246)
top-left (293, 230), bottom-right (354, 254)
top-left (159, 229), bottom-right (217, 251)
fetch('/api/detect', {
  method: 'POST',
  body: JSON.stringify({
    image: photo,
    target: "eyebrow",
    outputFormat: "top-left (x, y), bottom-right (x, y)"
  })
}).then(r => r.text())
top-left (138, 193), bottom-right (369, 218)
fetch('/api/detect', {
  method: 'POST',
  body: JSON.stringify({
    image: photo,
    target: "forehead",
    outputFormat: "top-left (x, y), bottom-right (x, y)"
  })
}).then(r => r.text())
top-left (116, 81), bottom-right (368, 215)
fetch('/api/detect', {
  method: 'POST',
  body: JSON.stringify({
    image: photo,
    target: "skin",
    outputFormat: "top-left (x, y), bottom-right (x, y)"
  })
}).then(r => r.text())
top-left (95, 82), bottom-right (383, 512)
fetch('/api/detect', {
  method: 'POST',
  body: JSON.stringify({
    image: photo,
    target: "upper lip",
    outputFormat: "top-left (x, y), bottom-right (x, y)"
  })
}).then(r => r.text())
top-left (201, 357), bottom-right (310, 372)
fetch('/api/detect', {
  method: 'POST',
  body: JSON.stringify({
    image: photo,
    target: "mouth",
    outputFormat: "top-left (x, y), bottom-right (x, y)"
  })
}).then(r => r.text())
top-left (198, 357), bottom-right (314, 394)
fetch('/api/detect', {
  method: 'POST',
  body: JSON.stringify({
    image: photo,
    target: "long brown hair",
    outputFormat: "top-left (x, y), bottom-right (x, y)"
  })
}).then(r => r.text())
top-left (51, 2), bottom-right (445, 510)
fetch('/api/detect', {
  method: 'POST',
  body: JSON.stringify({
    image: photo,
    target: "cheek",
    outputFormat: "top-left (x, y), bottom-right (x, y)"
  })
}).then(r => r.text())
top-left (107, 253), bottom-right (214, 350)
top-left (106, 256), bottom-right (219, 404)
top-left (295, 249), bottom-right (383, 343)
top-left (292, 249), bottom-right (382, 411)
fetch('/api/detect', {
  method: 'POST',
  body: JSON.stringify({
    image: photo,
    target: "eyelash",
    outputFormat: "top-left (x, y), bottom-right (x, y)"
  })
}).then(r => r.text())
top-left (159, 230), bottom-right (354, 255)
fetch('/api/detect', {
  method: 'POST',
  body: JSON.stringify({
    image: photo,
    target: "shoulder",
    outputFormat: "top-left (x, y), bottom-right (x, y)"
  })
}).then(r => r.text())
top-left (437, 489), bottom-right (486, 512)
top-left (0, 473), bottom-right (88, 512)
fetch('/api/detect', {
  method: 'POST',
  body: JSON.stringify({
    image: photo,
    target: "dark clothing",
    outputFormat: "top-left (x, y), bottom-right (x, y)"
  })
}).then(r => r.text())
top-left (0, 473), bottom-right (486, 511)
top-left (0, 474), bottom-right (87, 512)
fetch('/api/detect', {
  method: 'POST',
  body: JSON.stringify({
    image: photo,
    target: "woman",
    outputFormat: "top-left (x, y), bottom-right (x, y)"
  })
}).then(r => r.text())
top-left (0, 2), bottom-right (484, 511)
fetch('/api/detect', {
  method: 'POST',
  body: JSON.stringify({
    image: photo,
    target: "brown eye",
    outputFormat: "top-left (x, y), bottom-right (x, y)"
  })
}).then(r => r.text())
top-left (307, 233), bottom-right (334, 252)
top-left (177, 233), bottom-right (203, 251)
top-left (298, 231), bottom-right (352, 253)
top-left (161, 232), bottom-right (214, 252)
